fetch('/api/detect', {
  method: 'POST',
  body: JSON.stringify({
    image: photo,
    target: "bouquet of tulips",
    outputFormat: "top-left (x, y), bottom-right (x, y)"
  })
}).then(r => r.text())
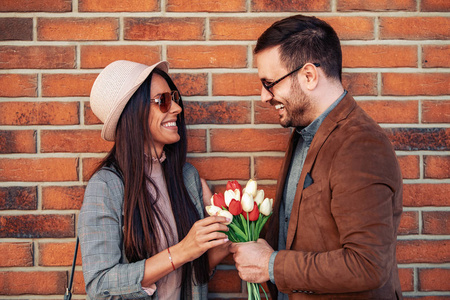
top-left (206, 179), bottom-right (273, 300)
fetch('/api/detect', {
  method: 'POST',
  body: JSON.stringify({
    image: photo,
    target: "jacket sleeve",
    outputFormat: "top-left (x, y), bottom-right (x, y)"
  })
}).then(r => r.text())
top-left (274, 130), bottom-right (402, 294)
top-left (183, 162), bottom-right (205, 218)
top-left (78, 170), bottom-right (150, 299)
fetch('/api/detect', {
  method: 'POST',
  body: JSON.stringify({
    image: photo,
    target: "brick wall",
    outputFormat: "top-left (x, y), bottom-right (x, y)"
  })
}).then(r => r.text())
top-left (0, 0), bottom-right (449, 299)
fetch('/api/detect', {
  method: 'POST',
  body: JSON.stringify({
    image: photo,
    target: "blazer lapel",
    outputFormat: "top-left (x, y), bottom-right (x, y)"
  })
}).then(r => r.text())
top-left (285, 93), bottom-right (357, 250)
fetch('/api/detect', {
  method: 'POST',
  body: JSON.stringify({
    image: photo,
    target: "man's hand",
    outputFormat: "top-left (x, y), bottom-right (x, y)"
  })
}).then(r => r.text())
top-left (229, 238), bottom-right (274, 283)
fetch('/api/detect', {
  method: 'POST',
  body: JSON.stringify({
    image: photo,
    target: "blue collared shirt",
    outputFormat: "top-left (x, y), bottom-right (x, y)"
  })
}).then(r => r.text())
top-left (268, 90), bottom-right (347, 298)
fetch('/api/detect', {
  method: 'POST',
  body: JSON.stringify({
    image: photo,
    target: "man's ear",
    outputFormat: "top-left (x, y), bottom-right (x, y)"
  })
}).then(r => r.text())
top-left (300, 63), bottom-right (319, 91)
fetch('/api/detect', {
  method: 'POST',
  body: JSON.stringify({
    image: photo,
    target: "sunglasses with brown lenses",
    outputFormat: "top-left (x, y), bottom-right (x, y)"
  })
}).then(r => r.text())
top-left (150, 90), bottom-right (180, 113)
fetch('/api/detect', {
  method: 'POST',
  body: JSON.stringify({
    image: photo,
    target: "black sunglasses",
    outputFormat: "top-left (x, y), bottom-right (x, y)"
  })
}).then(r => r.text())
top-left (261, 63), bottom-right (321, 96)
top-left (149, 90), bottom-right (180, 113)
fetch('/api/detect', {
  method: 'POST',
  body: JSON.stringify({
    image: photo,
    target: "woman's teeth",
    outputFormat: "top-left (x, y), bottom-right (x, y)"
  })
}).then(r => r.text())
top-left (162, 121), bottom-right (176, 127)
top-left (275, 104), bottom-right (285, 110)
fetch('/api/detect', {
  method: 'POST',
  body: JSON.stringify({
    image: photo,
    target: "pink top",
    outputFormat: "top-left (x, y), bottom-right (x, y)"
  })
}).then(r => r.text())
top-left (142, 154), bottom-right (182, 299)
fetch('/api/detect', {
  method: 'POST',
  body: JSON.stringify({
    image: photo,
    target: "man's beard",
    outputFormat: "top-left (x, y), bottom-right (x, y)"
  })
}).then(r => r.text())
top-left (279, 79), bottom-right (313, 128)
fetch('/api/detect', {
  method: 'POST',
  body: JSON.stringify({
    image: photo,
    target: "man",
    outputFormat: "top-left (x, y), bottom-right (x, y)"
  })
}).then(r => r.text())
top-left (230, 15), bottom-right (403, 299)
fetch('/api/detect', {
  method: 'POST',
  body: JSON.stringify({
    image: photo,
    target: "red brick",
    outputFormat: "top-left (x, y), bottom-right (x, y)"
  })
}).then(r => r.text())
top-left (41, 130), bottom-right (113, 153)
top-left (323, 17), bottom-right (375, 40)
top-left (42, 186), bottom-right (85, 210)
top-left (38, 18), bottom-right (118, 41)
top-left (423, 211), bottom-right (450, 235)
top-left (0, 158), bottom-right (78, 182)
top-left (208, 269), bottom-right (242, 293)
top-left (342, 73), bottom-right (377, 96)
top-left (0, 18), bottom-right (33, 41)
top-left (0, 130), bottom-right (36, 154)
top-left (0, 102), bottom-right (79, 125)
top-left (358, 100), bottom-right (418, 124)
top-left (398, 268), bottom-right (414, 292)
top-left (424, 156), bottom-right (450, 179)
top-left (419, 268), bottom-right (450, 291)
top-left (398, 211), bottom-right (419, 235)
top-left (42, 73), bottom-right (98, 97)
top-left (0, 214), bottom-right (75, 238)
top-left (423, 45), bottom-right (450, 68)
top-left (82, 157), bottom-right (104, 181)
top-left (385, 128), bottom-right (450, 151)
top-left (421, 0), bottom-right (450, 11)
top-left (73, 270), bottom-right (86, 294)
top-left (403, 184), bottom-right (449, 207)
top-left (0, 46), bottom-right (75, 69)
top-left (0, 74), bottom-right (37, 97)
top-left (187, 157), bottom-right (250, 180)
top-left (342, 45), bottom-right (417, 68)
top-left (254, 156), bottom-right (284, 180)
top-left (187, 129), bottom-right (207, 153)
top-left (213, 73), bottom-right (261, 96)
top-left (380, 17), bottom-right (449, 40)
top-left (422, 100), bottom-right (450, 123)
top-left (167, 45), bottom-right (247, 68)
top-left (397, 240), bottom-right (449, 263)
top-left (0, 271), bottom-right (66, 294)
top-left (255, 100), bottom-right (280, 124)
top-left (210, 129), bottom-right (290, 152)
top-left (124, 18), bottom-right (204, 41)
top-left (397, 155), bottom-right (420, 179)
top-left (383, 73), bottom-right (450, 96)
top-left (252, 0), bottom-right (330, 12)
top-left (0, 186), bottom-right (37, 210)
top-left (38, 242), bottom-right (81, 266)
top-left (184, 101), bottom-right (251, 125)
top-left (84, 101), bottom-right (102, 125)
top-left (210, 18), bottom-right (278, 40)
top-left (338, 0), bottom-right (416, 11)
top-left (79, 0), bottom-right (158, 12)
top-left (0, 243), bottom-right (33, 267)
top-left (80, 45), bottom-right (161, 69)
top-left (171, 73), bottom-right (208, 97)
top-left (167, 0), bottom-right (245, 12)
top-left (0, 0), bottom-right (71, 12)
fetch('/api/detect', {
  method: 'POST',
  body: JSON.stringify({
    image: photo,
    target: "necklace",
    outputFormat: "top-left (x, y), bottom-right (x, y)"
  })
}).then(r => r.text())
top-left (144, 151), bottom-right (166, 163)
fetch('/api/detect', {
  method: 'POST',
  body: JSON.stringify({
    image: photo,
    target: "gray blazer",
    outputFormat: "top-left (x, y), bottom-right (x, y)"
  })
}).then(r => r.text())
top-left (78, 163), bottom-right (208, 300)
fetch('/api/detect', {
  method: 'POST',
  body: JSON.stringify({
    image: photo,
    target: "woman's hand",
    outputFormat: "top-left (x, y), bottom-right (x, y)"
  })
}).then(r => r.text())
top-left (176, 216), bottom-right (229, 263)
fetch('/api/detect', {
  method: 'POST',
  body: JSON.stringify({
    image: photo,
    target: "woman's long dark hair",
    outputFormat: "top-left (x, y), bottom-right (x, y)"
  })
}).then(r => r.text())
top-left (95, 68), bottom-right (209, 296)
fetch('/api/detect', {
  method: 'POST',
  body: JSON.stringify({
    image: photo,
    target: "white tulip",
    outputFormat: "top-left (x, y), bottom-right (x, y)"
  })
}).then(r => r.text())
top-left (260, 198), bottom-right (273, 216)
top-left (217, 210), bottom-right (233, 225)
top-left (205, 205), bottom-right (222, 216)
top-left (241, 192), bottom-right (254, 212)
top-left (224, 190), bottom-right (237, 206)
top-left (254, 189), bottom-right (264, 205)
top-left (245, 179), bottom-right (258, 197)
top-left (234, 189), bottom-right (241, 202)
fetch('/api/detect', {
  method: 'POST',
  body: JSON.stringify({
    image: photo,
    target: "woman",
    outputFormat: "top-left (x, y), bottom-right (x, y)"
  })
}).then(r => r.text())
top-left (78, 60), bottom-right (230, 299)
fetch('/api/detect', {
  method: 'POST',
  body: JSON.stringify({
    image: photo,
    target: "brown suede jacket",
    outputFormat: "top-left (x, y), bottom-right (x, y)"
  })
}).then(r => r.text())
top-left (266, 93), bottom-right (403, 299)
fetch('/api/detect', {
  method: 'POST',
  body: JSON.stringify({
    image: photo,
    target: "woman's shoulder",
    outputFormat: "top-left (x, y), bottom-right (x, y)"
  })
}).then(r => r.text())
top-left (84, 167), bottom-right (124, 205)
top-left (183, 162), bottom-right (200, 179)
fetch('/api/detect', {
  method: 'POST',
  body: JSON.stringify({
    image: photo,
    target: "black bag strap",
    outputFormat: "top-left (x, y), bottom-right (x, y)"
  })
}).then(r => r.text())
top-left (64, 236), bottom-right (79, 300)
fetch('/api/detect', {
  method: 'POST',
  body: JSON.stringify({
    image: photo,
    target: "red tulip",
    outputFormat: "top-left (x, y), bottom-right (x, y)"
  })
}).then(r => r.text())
top-left (211, 193), bottom-right (226, 209)
top-left (243, 202), bottom-right (259, 221)
top-left (228, 199), bottom-right (243, 215)
top-left (226, 180), bottom-right (242, 196)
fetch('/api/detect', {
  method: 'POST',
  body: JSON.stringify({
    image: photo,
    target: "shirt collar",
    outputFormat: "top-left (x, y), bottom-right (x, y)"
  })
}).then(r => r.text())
top-left (296, 90), bottom-right (347, 142)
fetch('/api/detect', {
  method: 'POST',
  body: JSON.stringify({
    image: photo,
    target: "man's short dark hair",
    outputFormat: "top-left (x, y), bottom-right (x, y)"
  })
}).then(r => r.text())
top-left (255, 14), bottom-right (342, 82)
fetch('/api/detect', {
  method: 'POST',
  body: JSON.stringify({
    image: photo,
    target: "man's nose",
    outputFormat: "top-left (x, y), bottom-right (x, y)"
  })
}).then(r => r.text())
top-left (260, 85), bottom-right (273, 103)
